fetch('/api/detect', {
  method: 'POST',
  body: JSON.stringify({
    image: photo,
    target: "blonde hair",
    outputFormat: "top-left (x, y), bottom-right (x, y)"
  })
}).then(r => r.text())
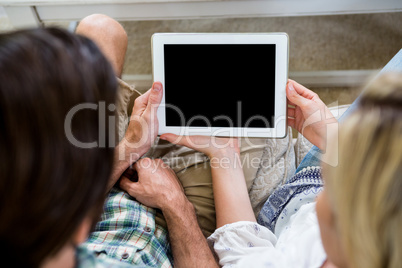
top-left (324, 73), bottom-right (402, 268)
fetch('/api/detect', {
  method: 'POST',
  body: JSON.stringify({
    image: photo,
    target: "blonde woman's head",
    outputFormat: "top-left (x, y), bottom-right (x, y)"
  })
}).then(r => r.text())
top-left (318, 73), bottom-right (402, 268)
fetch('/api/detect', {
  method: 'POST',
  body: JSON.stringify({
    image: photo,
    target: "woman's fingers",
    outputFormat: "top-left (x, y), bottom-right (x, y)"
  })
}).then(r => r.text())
top-left (159, 134), bottom-right (238, 156)
top-left (286, 81), bottom-right (297, 107)
top-left (286, 81), bottom-right (311, 108)
top-left (288, 107), bottom-right (295, 118)
top-left (287, 99), bottom-right (296, 107)
top-left (159, 133), bottom-right (188, 146)
top-left (288, 79), bottom-right (318, 100)
top-left (160, 134), bottom-right (210, 151)
top-left (287, 117), bottom-right (296, 129)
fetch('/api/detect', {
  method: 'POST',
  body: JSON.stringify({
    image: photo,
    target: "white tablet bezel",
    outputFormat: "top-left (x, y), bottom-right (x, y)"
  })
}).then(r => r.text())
top-left (152, 33), bottom-right (288, 138)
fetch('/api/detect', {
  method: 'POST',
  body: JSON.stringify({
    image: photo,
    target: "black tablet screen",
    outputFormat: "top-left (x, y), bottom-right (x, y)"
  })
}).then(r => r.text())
top-left (164, 44), bottom-right (276, 128)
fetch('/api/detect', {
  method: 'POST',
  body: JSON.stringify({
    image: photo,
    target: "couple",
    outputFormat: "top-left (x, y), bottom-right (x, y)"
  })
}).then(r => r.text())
top-left (0, 14), bottom-right (401, 268)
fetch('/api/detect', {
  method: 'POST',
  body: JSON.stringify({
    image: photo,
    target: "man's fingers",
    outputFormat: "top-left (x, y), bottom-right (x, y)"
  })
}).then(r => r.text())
top-left (122, 166), bottom-right (139, 182)
top-left (129, 82), bottom-right (162, 124)
top-left (144, 82), bottom-right (163, 117)
top-left (120, 176), bottom-right (142, 197)
top-left (132, 89), bottom-right (151, 116)
top-left (134, 157), bottom-right (160, 176)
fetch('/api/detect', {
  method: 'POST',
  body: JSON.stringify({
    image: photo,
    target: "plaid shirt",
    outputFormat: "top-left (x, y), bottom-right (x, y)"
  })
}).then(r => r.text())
top-left (78, 187), bottom-right (173, 268)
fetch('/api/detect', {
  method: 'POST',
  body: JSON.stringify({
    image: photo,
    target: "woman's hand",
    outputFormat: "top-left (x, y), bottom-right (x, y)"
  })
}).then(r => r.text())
top-left (160, 133), bottom-right (240, 158)
top-left (286, 79), bottom-right (337, 150)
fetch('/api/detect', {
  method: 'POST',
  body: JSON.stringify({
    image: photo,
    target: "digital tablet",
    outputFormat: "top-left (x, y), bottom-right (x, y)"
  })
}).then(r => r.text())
top-left (152, 33), bottom-right (288, 138)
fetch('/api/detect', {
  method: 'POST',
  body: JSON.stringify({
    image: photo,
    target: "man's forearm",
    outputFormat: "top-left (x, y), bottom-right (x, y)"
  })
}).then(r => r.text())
top-left (163, 200), bottom-right (219, 268)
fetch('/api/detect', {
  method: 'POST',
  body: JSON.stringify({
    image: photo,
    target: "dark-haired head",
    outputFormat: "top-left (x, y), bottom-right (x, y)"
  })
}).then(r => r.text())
top-left (0, 27), bottom-right (117, 267)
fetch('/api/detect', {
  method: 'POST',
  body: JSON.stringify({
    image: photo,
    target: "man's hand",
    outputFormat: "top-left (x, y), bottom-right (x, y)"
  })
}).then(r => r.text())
top-left (286, 79), bottom-right (338, 151)
top-left (108, 82), bottom-right (163, 190)
top-left (119, 158), bottom-right (188, 211)
top-left (123, 82), bottom-right (163, 158)
top-left (119, 157), bottom-right (218, 268)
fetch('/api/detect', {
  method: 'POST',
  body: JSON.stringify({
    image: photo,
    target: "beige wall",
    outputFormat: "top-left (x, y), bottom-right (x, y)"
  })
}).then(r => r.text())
top-left (1, 9), bottom-right (401, 105)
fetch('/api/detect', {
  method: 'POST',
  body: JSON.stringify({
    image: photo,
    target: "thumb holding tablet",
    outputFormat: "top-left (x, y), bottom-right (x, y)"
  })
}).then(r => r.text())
top-left (131, 81), bottom-right (163, 117)
top-left (123, 82), bottom-right (163, 157)
top-left (286, 79), bottom-right (337, 151)
top-left (145, 81), bottom-right (163, 117)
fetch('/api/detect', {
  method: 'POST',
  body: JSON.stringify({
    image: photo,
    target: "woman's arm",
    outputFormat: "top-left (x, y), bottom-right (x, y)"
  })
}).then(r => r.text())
top-left (208, 146), bottom-right (256, 227)
top-left (160, 135), bottom-right (256, 227)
